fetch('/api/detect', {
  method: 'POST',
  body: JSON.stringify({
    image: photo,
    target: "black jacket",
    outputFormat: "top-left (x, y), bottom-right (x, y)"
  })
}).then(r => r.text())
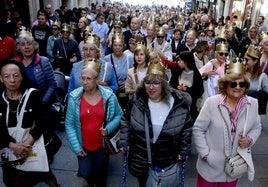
top-left (120, 87), bottom-right (193, 178)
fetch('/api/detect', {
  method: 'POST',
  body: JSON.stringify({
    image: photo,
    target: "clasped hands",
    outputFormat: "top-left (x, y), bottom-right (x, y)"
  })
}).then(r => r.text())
top-left (9, 142), bottom-right (32, 158)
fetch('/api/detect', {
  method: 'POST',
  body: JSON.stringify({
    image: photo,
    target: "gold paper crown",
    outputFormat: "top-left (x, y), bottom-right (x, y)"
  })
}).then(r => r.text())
top-left (18, 26), bottom-right (32, 38)
top-left (259, 31), bottom-right (268, 44)
top-left (61, 23), bottom-right (71, 32)
top-left (135, 41), bottom-right (147, 51)
top-left (225, 57), bottom-right (246, 74)
top-left (157, 27), bottom-right (166, 36)
top-left (53, 20), bottom-right (61, 28)
top-left (147, 22), bottom-right (155, 29)
top-left (246, 45), bottom-right (261, 59)
top-left (112, 33), bottom-right (124, 43)
top-left (217, 28), bottom-right (227, 39)
top-left (80, 17), bottom-right (89, 25)
top-left (206, 24), bottom-right (215, 31)
top-left (85, 32), bottom-right (100, 47)
top-left (216, 41), bottom-right (229, 52)
top-left (83, 58), bottom-right (100, 73)
top-left (113, 20), bottom-right (122, 27)
top-left (147, 56), bottom-right (166, 78)
top-left (225, 22), bottom-right (234, 32)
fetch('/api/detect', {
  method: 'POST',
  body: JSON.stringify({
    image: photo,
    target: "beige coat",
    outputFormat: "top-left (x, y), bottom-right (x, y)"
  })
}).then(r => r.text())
top-left (193, 95), bottom-right (262, 182)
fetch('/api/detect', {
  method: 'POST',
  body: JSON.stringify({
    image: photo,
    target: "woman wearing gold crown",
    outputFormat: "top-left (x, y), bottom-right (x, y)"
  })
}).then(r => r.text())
top-left (120, 58), bottom-right (193, 187)
top-left (73, 17), bottom-right (90, 44)
top-left (65, 59), bottom-right (122, 187)
top-left (244, 46), bottom-right (268, 114)
top-left (193, 57), bottom-right (262, 187)
top-left (68, 32), bottom-right (118, 95)
top-left (99, 33), bottom-right (133, 109)
top-left (125, 42), bottom-right (149, 97)
top-left (199, 41), bottom-right (228, 98)
top-left (52, 23), bottom-right (81, 76)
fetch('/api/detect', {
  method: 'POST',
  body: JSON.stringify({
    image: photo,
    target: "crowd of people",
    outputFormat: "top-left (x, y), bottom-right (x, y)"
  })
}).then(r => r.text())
top-left (0, 1), bottom-right (267, 187)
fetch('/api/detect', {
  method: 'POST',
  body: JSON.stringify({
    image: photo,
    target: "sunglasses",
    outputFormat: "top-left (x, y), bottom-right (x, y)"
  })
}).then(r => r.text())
top-left (218, 52), bottom-right (228, 57)
top-left (157, 36), bottom-right (165, 38)
top-left (61, 31), bottom-right (70, 34)
top-left (230, 81), bottom-right (247, 88)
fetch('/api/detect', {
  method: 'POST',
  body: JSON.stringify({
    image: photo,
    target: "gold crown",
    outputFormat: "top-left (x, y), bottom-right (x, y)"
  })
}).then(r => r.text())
top-left (130, 34), bottom-right (145, 43)
top-left (83, 58), bottom-right (100, 73)
top-left (85, 32), bottom-right (100, 47)
top-left (61, 23), bottom-right (71, 32)
top-left (113, 20), bottom-right (122, 27)
top-left (157, 27), bottom-right (166, 36)
top-left (216, 41), bottom-right (228, 52)
top-left (259, 31), bottom-right (268, 44)
top-left (246, 45), bottom-right (261, 59)
top-left (17, 26), bottom-right (32, 38)
top-left (112, 33), bottom-right (124, 43)
top-left (53, 20), bottom-right (61, 28)
top-left (135, 41), bottom-right (147, 51)
top-left (225, 22), bottom-right (234, 32)
top-left (147, 22), bottom-right (155, 29)
top-left (147, 56), bottom-right (166, 78)
top-left (206, 24), bottom-right (215, 31)
top-left (217, 28), bottom-right (227, 39)
top-left (225, 57), bottom-right (246, 74)
top-left (80, 17), bottom-right (89, 25)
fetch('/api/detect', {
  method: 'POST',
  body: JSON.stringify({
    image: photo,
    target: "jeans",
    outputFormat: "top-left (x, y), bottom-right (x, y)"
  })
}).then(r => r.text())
top-left (78, 148), bottom-right (108, 187)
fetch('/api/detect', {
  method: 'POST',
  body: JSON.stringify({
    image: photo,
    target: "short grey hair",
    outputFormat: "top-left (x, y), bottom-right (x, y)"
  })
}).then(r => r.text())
top-left (16, 36), bottom-right (39, 53)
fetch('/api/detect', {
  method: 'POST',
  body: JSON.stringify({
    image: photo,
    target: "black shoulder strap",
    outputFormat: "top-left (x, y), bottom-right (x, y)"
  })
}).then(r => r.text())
top-left (110, 54), bottom-right (119, 87)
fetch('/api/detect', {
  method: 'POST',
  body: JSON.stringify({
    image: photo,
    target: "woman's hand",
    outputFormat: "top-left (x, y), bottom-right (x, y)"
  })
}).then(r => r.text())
top-left (69, 56), bottom-right (77, 63)
top-left (77, 150), bottom-right (87, 157)
top-left (9, 142), bottom-right (32, 158)
top-left (100, 127), bottom-right (108, 136)
top-left (238, 133), bottom-right (251, 148)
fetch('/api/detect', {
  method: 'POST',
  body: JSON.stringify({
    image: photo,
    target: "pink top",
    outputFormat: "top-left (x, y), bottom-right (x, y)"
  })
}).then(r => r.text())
top-left (199, 59), bottom-right (225, 77)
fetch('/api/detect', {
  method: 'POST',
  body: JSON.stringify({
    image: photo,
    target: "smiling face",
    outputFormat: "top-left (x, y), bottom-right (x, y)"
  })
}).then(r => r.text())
top-left (144, 75), bottom-right (163, 102)
top-left (226, 78), bottom-right (247, 100)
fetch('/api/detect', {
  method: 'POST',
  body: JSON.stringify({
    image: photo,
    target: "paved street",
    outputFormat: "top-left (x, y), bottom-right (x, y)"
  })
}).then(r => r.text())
top-left (1, 114), bottom-right (268, 187)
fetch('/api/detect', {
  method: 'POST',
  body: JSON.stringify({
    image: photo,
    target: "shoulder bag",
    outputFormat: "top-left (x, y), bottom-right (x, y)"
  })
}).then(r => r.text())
top-left (144, 114), bottom-right (183, 187)
top-left (103, 98), bottom-right (120, 154)
top-left (219, 106), bottom-right (248, 178)
top-left (7, 88), bottom-right (49, 172)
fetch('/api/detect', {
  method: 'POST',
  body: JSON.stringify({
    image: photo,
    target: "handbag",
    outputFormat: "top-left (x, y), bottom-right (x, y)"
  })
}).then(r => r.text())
top-left (44, 130), bottom-right (62, 162)
top-left (7, 88), bottom-right (49, 172)
top-left (103, 98), bottom-right (120, 154)
top-left (219, 106), bottom-right (248, 178)
top-left (144, 114), bottom-right (183, 187)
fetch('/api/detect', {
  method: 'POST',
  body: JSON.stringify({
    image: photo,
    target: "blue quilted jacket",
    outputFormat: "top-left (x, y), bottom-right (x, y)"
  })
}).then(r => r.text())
top-left (65, 85), bottom-right (122, 154)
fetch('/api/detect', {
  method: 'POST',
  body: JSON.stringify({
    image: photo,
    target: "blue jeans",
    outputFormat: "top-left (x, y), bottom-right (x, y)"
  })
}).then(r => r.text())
top-left (78, 148), bottom-right (108, 187)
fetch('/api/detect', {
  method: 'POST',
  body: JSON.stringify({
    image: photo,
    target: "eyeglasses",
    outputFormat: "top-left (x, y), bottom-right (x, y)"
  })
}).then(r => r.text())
top-left (199, 34), bottom-right (205, 37)
top-left (80, 76), bottom-right (98, 82)
top-left (157, 36), bottom-right (165, 38)
top-left (3, 74), bottom-right (22, 80)
top-left (229, 81), bottom-right (248, 88)
top-left (144, 81), bottom-right (161, 88)
top-left (61, 31), bottom-right (70, 34)
top-left (218, 52), bottom-right (228, 57)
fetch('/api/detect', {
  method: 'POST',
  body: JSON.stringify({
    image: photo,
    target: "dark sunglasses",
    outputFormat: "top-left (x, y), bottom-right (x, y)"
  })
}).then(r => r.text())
top-left (61, 31), bottom-right (70, 34)
top-left (218, 52), bottom-right (228, 57)
top-left (157, 36), bottom-right (165, 38)
top-left (230, 81), bottom-right (247, 88)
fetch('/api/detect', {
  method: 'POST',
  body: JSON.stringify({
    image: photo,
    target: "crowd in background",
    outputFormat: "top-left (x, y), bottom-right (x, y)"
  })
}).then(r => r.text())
top-left (0, 0), bottom-right (267, 186)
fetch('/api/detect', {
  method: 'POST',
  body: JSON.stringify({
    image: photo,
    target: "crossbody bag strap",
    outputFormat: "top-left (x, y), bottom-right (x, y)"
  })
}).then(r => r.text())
top-left (110, 54), bottom-right (119, 87)
top-left (218, 106), bottom-right (232, 158)
top-left (103, 98), bottom-right (110, 128)
top-left (17, 88), bottom-right (36, 128)
top-left (144, 114), bottom-right (152, 166)
top-left (61, 39), bottom-right (68, 59)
